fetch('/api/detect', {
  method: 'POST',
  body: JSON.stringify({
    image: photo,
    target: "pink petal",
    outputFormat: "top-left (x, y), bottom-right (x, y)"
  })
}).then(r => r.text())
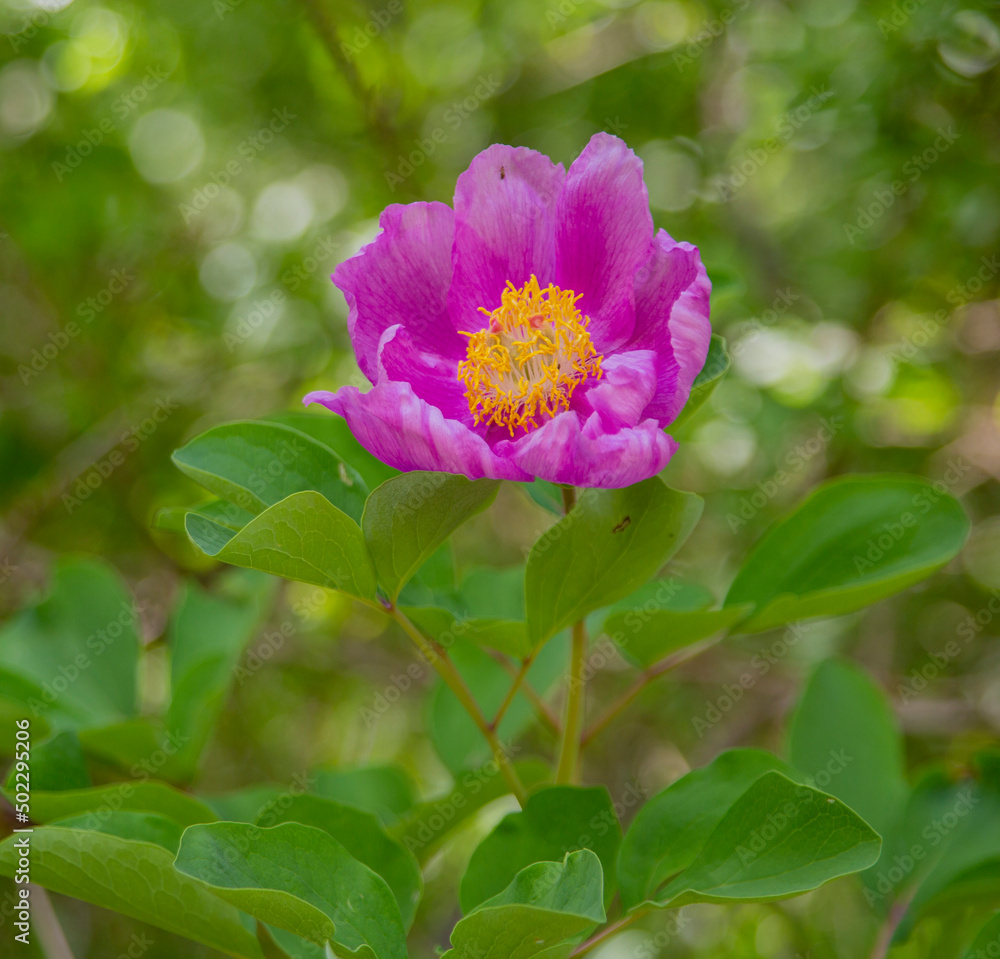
top-left (579, 351), bottom-right (659, 431)
top-left (625, 230), bottom-right (712, 426)
top-left (333, 201), bottom-right (462, 382)
top-left (376, 324), bottom-right (470, 424)
top-left (304, 382), bottom-right (530, 482)
top-left (448, 144), bottom-right (566, 331)
top-left (496, 410), bottom-right (676, 488)
top-left (554, 133), bottom-right (655, 352)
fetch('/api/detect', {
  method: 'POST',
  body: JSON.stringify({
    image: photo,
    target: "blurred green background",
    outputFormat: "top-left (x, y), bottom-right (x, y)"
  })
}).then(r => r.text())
top-left (1, 0), bottom-right (1000, 955)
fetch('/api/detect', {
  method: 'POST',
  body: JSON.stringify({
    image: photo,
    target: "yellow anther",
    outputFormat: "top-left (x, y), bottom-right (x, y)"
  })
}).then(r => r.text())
top-left (457, 276), bottom-right (603, 435)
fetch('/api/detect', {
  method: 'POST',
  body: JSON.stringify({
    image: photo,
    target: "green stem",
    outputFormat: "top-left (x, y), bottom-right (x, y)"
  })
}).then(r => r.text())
top-left (491, 653), bottom-right (534, 730)
top-left (489, 651), bottom-right (562, 735)
top-left (556, 485), bottom-right (586, 784)
top-left (570, 911), bottom-right (647, 957)
top-left (389, 606), bottom-right (528, 806)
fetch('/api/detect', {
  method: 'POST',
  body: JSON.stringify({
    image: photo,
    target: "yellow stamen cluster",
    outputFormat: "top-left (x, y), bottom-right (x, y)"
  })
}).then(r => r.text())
top-left (458, 275), bottom-right (603, 435)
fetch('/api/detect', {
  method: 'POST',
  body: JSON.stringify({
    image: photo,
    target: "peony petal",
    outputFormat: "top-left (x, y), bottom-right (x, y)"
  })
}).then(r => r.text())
top-left (304, 382), bottom-right (530, 481)
top-left (625, 230), bottom-right (712, 426)
top-left (376, 324), bottom-right (470, 424)
top-left (448, 144), bottom-right (565, 331)
top-left (578, 351), bottom-right (659, 431)
top-left (554, 133), bottom-right (655, 352)
top-left (496, 409), bottom-right (676, 488)
top-left (333, 201), bottom-right (462, 382)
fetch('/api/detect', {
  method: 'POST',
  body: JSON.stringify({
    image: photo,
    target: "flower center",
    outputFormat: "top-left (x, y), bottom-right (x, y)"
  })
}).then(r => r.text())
top-left (458, 275), bottom-right (603, 435)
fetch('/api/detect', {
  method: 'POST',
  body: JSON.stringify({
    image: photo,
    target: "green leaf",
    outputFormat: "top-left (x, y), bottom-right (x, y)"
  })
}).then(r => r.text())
top-left (0, 826), bottom-right (264, 958)
top-left (256, 794), bottom-right (422, 929)
top-left (21, 780), bottom-right (218, 827)
top-left (22, 730), bottom-right (91, 791)
top-left (154, 499), bottom-right (257, 534)
top-left (185, 491), bottom-right (377, 601)
top-left (670, 334), bottom-right (729, 431)
top-left (172, 420), bottom-right (368, 522)
top-left (789, 659), bottom-right (908, 841)
top-left (618, 748), bottom-right (797, 907)
top-left (53, 810), bottom-right (185, 853)
top-left (392, 760), bottom-right (551, 862)
top-left (266, 412), bottom-right (398, 491)
top-left (881, 756), bottom-right (1000, 937)
top-left (165, 575), bottom-right (274, 779)
top-left (962, 913), bottom-right (1000, 959)
top-left (724, 474), bottom-right (970, 632)
top-left (310, 764), bottom-right (418, 826)
top-left (653, 772), bottom-right (881, 907)
top-left (175, 821), bottom-right (407, 957)
top-left (362, 472), bottom-right (499, 600)
top-left (461, 785), bottom-right (623, 913)
top-left (0, 557), bottom-right (140, 729)
top-left (601, 578), bottom-right (750, 668)
top-left (525, 478), bottom-right (704, 645)
top-left (443, 850), bottom-right (605, 959)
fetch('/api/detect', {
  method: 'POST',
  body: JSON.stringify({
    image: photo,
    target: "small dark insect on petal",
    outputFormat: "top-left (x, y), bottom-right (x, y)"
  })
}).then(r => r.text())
top-left (499, 165), bottom-right (505, 180)
top-left (613, 516), bottom-right (631, 533)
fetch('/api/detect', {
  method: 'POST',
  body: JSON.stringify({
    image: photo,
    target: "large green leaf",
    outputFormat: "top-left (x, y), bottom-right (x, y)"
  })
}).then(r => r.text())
top-left (724, 474), bottom-right (970, 632)
top-left (618, 748), bottom-right (798, 907)
top-left (670, 334), bottom-right (730, 431)
top-left (172, 420), bottom-right (368, 521)
top-left (461, 785), bottom-right (622, 913)
top-left (256, 794), bottom-right (422, 929)
top-left (443, 850), bottom-right (605, 959)
top-left (651, 771), bottom-right (881, 906)
top-left (165, 573), bottom-right (274, 780)
top-left (185, 491), bottom-right (377, 601)
top-left (175, 821), bottom-right (407, 958)
top-left (0, 826), bottom-right (263, 958)
top-left (525, 478), bottom-right (703, 645)
top-left (362, 472), bottom-right (500, 600)
top-left (0, 557), bottom-right (140, 729)
top-left (789, 659), bottom-right (908, 840)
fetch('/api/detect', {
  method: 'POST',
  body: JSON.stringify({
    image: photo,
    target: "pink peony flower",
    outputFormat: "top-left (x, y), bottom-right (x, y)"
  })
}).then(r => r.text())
top-left (305, 133), bottom-right (711, 488)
